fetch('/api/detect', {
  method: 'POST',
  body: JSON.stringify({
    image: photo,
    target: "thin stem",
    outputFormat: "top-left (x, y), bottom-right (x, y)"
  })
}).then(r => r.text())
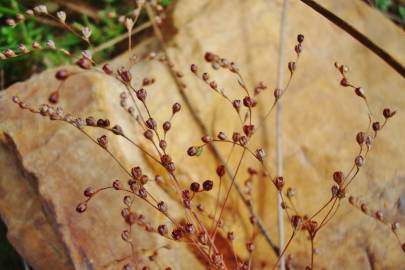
top-left (275, 1), bottom-right (289, 269)
top-left (271, 231), bottom-right (296, 270)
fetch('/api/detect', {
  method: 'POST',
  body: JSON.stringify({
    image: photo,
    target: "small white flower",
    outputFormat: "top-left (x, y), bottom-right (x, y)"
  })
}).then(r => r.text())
top-left (32, 41), bottom-right (41, 49)
top-left (46, 40), bottom-right (56, 49)
top-left (26, 9), bottom-right (34, 16)
top-left (56, 11), bottom-right (66, 23)
top-left (125, 17), bottom-right (134, 31)
top-left (16, 14), bottom-right (25, 21)
top-left (6, 18), bottom-right (16, 28)
top-left (18, 44), bottom-right (29, 53)
top-left (33, 5), bottom-right (48, 14)
top-left (82, 27), bottom-right (92, 40)
top-left (4, 49), bottom-right (16, 58)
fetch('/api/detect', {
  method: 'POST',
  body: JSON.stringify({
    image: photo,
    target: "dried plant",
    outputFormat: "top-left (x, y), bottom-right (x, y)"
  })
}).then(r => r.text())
top-left (2, 1), bottom-right (404, 270)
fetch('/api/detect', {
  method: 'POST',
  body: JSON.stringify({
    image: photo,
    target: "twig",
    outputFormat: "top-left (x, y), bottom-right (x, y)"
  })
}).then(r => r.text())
top-left (91, 22), bottom-right (152, 55)
top-left (300, 0), bottom-right (405, 77)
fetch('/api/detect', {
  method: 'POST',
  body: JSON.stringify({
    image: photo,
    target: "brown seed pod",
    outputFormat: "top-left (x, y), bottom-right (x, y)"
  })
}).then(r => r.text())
top-left (171, 228), bottom-right (183, 240)
top-left (217, 131), bottom-right (227, 140)
top-left (131, 166), bottom-right (142, 179)
top-left (112, 125), bottom-right (123, 135)
top-left (158, 224), bottom-right (168, 236)
top-left (340, 78), bottom-right (349, 87)
top-left (83, 187), bottom-right (94, 197)
top-left (204, 52), bottom-right (215, 62)
top-left (333, 171), bottom-right (344, 185)
top-left (190, 182), bottom-right (200, 192)
top-left (55, 69), bottom-right (69, 80)
top-left (144, 130), bottom-right (153, 140)
top-left (76, 202), bottom-right (87, 213)
top-left (190, 64), bottom-right (198, 73)
top-left (159, 140), bottom-right (167, 150)
top-left (118, 67), bottom-right (132, 82)
top-left (146, 118), bottom-right (157, 130)
top-left (246, 242), bottom-right (255, 253)
top-left (157, 201), bottom-right (168, 213)
top-left (227, 232), bottom-right (235, 241)
top-left (291, 215), bottom-right (302, 229)
top-left (274, 176), bottom-right (284, 191)
top-left (383, 108), bottom-right (396, 119)
top-left (372, 121), bottom-right (381, 132)
top-left (48, 91), bottom-right (59, 104)
top-left (201, 135), bottom-right (212, 143)
top-left (255, 148), bottom-right (265, 161)
top-left (216, 165), bottom-right (225, 177)
top-left (355, 155), bottom-right (364, 167)
top-left (97, 135), bottom-right (108, 148)
top-left (202, 180), bottom-right (213, 191)
top-left (297, 34), bottom-right (304, 43)
top-left (355, 87), bottom-right (365, 98)
top-left (187, 146), bottom-right (198, 156)
top-left (112, 179), bottom-right (121, 190)
top-left (102, 63), bottom-right (113, 75)
top-left (163, 121), bottom-right (171, 132)
top-left (356, 131), bottom-right (366, 145)
top-left (136, 88), bottom-right (147, 102)
top-left (184, 223), bottom-right (195, 234)
top-left (77, 57), bottom-right (91, 69)
top-left (172, 102), bottom-right (181, 114)
top-left (232, 100), bottom-right (241, 112)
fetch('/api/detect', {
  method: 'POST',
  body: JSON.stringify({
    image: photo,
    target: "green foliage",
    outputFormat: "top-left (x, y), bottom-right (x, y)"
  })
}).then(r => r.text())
top-left (375, 0), bottom-right (392, 12)
top-left (399, 6), bottom-right (405, 20)
top-left (0, 1), bottom-right (129, 87)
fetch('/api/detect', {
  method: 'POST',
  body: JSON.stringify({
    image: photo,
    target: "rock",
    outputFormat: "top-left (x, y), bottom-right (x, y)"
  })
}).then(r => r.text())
top-left (0, 0), bottom-right (404, 269)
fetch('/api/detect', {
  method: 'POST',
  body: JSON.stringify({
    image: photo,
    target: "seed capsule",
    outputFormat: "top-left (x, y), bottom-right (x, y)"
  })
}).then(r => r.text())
top-left (356, 131), bottom-right (366, 145)
top-left (333, 171), bottom-right (344, 185)
top-left (187, 146), bottom-right (198, 156)
top-left (202, 180), bottom-right (213, 191)
top-left (144, 130), bottom-right (153, 140)
top-left (163, 121), bottom-right (171, 132)
top-left (158, 224), bottom-right (168, 235)
top-left (190, 182), bottom-right (200, 192)
top-left (216, 165), bottom-right (225, 177)
top-left (190, 64), bottom-right (198, 73)
top-left (355, 155), bottom-right (364, 167)
top-left (172, 102), bottom-right (181, 114)
top-left (297, 34), bottom-right (304, 43)
top-left (217, 132), bottom-right (227, 140)
top-left (372, 122), bottom-right (380, 132)
top-left (55, 69), bottom-right (69, 80)
top-left (102, 63), bottom-right (113, 75)
top-left (157, 201), bottom-right (168, 213)
top-left (274, 176), bottom-right (284, 191)
top-left (146, 118), bottom-right (157, 129)
top-left (76, 202), bottom-right (87, 213)
top-left (136, 88), bottom-right (147, 102)
top-left (201, 135), bottom-right (212, 143)
top-left (355, 87), bottom-right (365, 98)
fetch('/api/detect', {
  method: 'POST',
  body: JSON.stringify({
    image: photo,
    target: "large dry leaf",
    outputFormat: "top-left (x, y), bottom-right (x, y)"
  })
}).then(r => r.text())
top-left (0, 0), bottom-right (404, 269)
